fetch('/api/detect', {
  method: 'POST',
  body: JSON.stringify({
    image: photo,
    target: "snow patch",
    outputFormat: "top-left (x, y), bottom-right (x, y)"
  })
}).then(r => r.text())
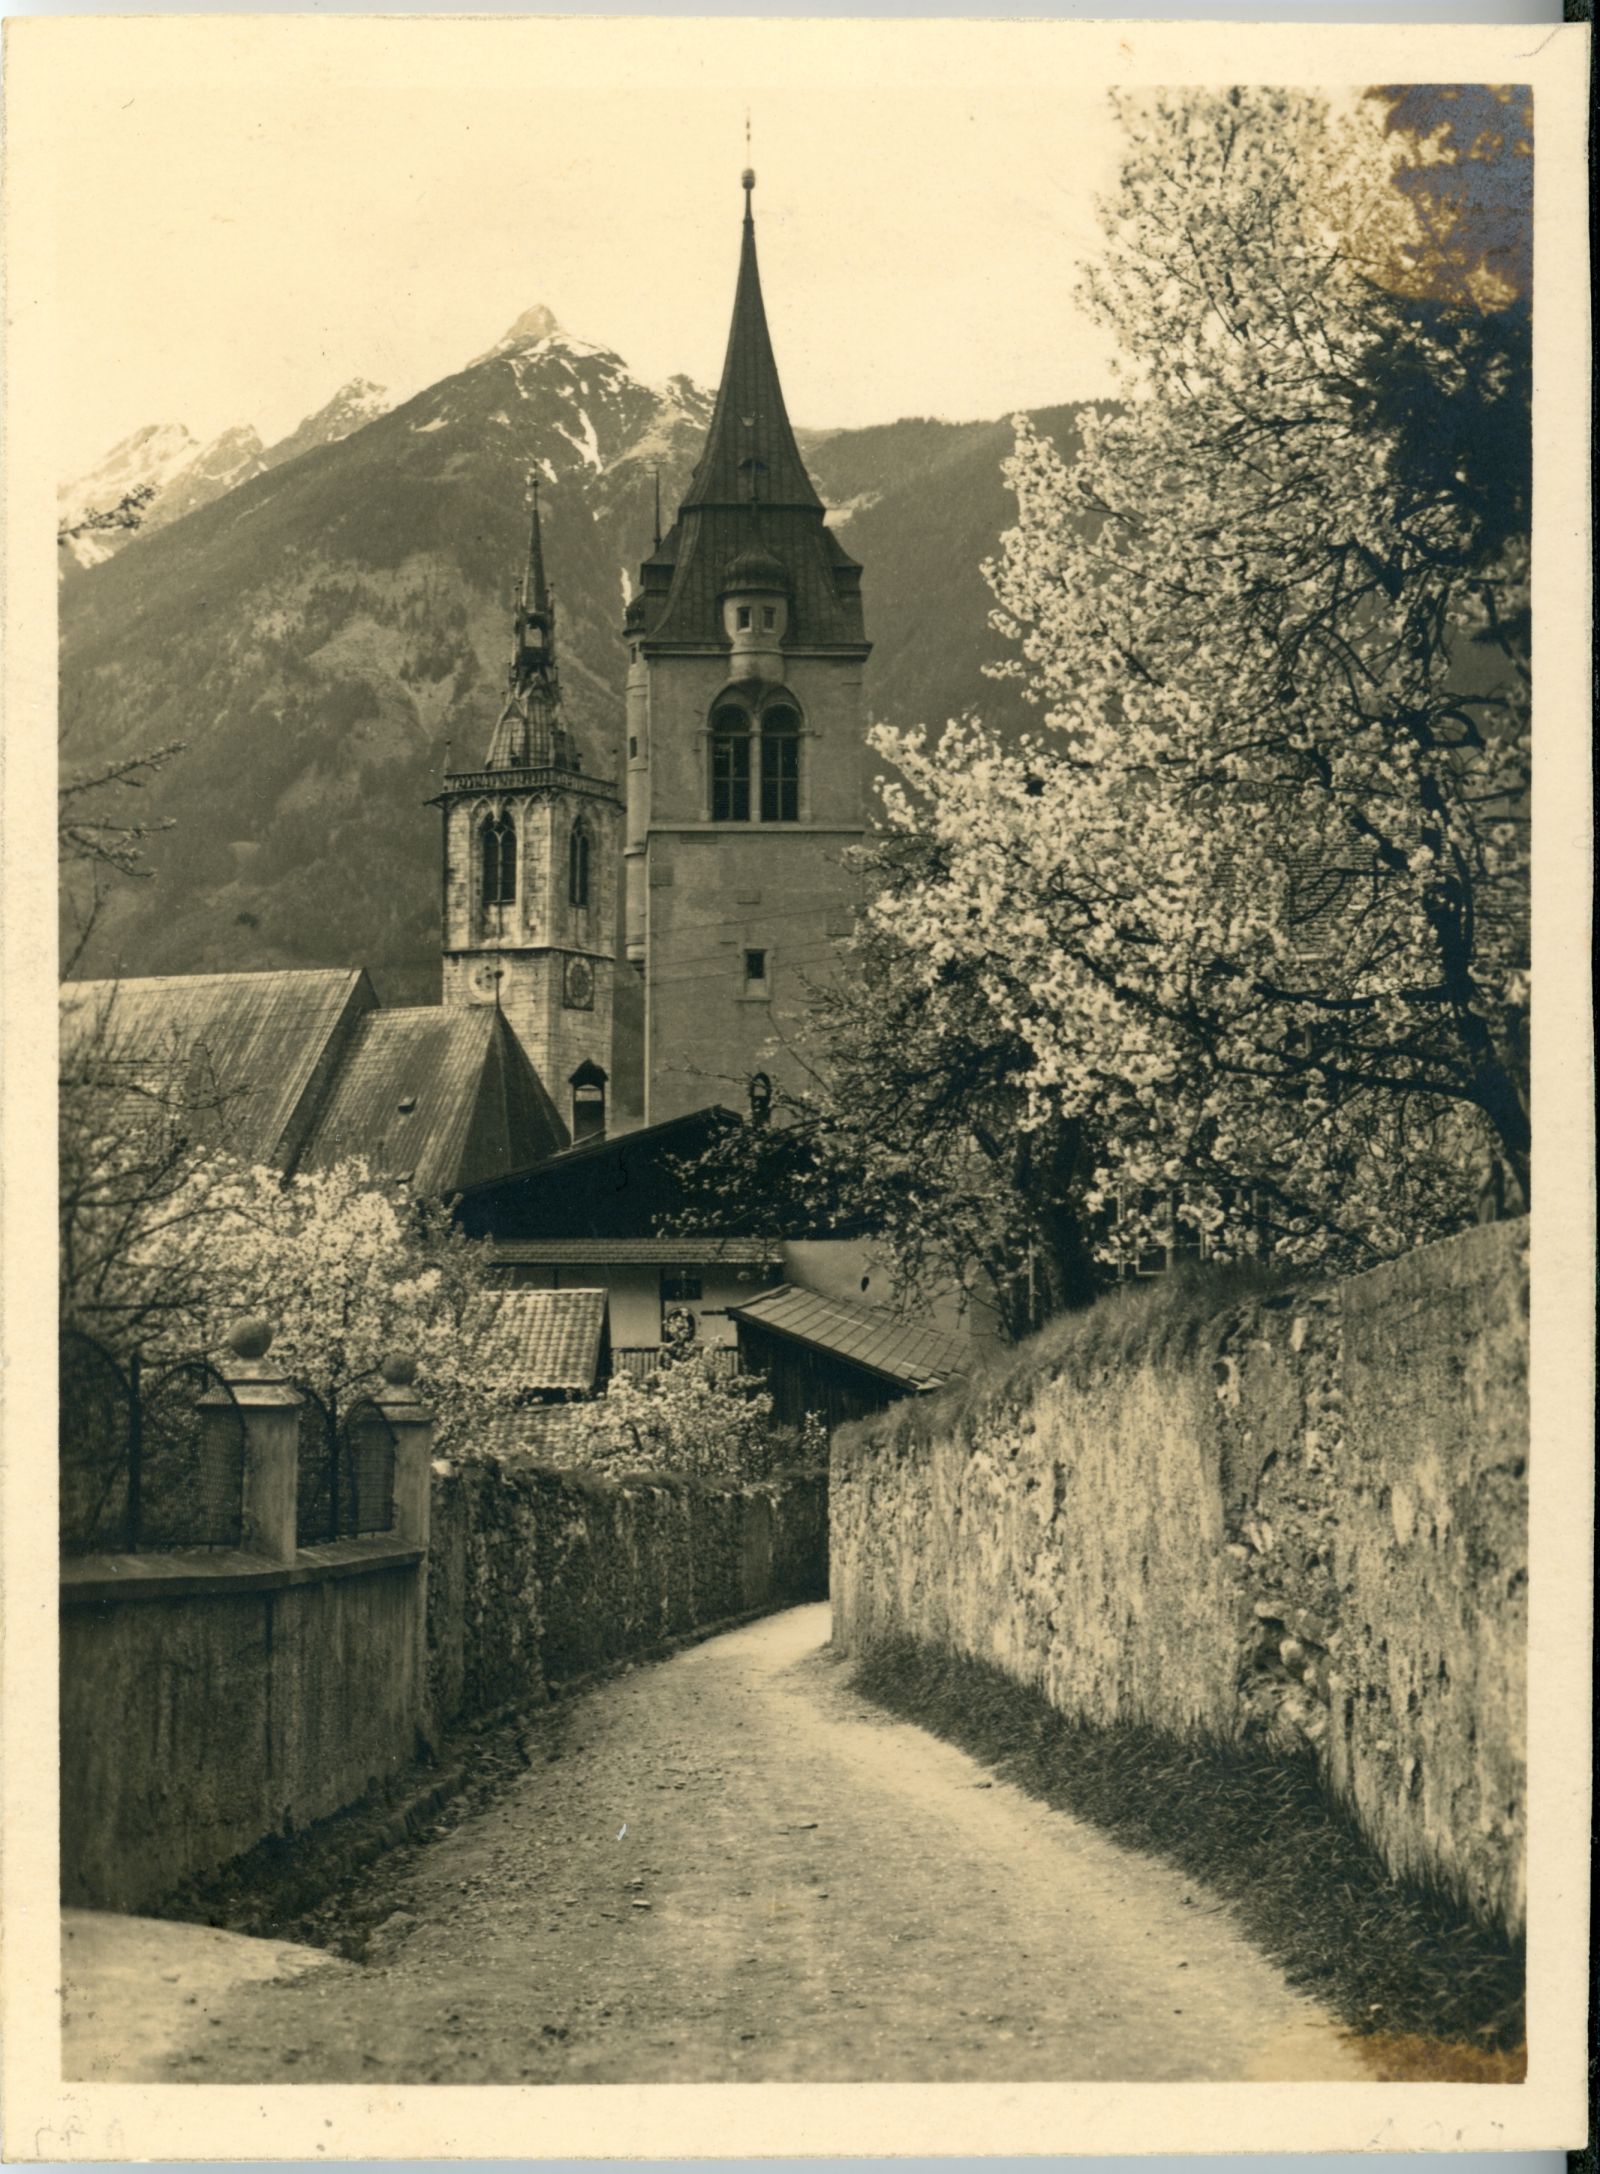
top-left (411, 416), bottom-right (449, 434)
top-left (554, 409), bottom-right (602, 471)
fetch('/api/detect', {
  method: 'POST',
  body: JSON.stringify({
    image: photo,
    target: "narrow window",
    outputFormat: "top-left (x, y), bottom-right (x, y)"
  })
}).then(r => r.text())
top-left (570, 1061), bottom-right (607, 1144)
top-left (760, 707), bottom-right (800, 823)
top-left (480, 811), bottom-right (516, 907)
top-left (711, 706), bottom-right (751, 822)
top-left (568, 821), bottom-right (591, 909)
top-left (735, 605), bottom-right (752, 631)
top-left (761, 605), bottom-right (777, 631)
top-left (744, 948), bottom-right (767, 986)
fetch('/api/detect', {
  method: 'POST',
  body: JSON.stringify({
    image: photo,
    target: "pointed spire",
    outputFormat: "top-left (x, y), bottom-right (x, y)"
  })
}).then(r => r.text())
top-left (481, 461), bottom-right (580, 772)
top-left (524, 472), bottom-right (551, 621)
top-left (679, 172), bottom-right (822, 515)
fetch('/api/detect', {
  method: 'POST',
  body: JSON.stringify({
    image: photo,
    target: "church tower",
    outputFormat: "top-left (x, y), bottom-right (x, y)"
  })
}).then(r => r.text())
top-left (621, 172), bottom-right (870, 1125)
top-left (437, 481), bottom-right (622, 1143)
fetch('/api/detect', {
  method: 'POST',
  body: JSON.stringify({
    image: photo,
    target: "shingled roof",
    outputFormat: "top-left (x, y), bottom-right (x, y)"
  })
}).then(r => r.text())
top-left (298, 1005), bottom-right (567, 1196)
top-left (59, 968), bottom-right (375, 1169)
top-left (464, 1287), bottom-right (610, 1397)
top-left (728, 1284), bottom-right (970, 1394)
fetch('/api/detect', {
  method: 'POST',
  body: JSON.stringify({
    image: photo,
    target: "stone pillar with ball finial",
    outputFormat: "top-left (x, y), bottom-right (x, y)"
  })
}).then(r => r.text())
top-left (201, 1318), bottom-right (303, 1565)
top-left (373, 1350), bottom-right (434, 1554)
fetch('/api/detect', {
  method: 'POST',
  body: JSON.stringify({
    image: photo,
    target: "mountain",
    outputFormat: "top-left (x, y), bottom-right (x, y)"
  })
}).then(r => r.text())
top-left (59, 308), bottom-right (1085, 1002)
top-left (260, 379), bottom-right (391, 475)
top-left (59, 379), bottom-right (394, 573)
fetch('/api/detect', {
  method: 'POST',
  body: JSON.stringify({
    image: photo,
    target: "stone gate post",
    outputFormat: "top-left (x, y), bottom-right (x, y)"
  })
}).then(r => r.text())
top-left (200, 1318), bottom-right (302, 1564)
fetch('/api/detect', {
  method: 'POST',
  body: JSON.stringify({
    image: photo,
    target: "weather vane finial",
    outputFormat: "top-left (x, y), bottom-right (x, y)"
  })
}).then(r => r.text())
top-left (742, 113), bottom-right (755, 206)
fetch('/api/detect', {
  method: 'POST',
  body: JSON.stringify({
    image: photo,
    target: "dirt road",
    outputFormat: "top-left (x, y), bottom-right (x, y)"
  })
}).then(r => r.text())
top-left (147, 1605), bottom-right (1366, 2083)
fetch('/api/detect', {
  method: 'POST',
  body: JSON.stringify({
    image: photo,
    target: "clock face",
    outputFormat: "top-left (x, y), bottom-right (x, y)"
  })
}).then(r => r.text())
top-left (563, 956), bottom-right (595, 1012)
top-left (470, 962), bottom-right (501, 1003)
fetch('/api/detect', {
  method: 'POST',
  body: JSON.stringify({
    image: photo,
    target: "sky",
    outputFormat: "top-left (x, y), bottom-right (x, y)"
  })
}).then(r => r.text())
top-left (41, 23), bottom-right (1133, 479)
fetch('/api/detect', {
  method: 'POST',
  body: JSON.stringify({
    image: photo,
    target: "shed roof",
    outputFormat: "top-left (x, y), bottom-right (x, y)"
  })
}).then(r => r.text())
top-left (59, 968), bottom-right (375, 1168)
top-left (465, 1287), bottom-right (609, 1395)
top-left (298, 1005), bottom-right (567, 1196)
top-left (728, 1284), bottom-right (971, 1393)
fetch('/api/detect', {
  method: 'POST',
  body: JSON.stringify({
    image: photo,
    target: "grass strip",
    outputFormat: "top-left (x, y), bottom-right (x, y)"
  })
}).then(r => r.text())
top-left (853, 1636), bottom-right (1524, 2074)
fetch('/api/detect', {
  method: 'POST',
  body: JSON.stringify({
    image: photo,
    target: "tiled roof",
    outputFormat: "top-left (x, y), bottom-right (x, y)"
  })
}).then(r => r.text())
top-left (299, 1005), bottom-right (567, 1196)
top-left (728, 1284), bottom-right (970, 1392)
top-left (59, 968), bottom-right (375, 1168)
top-left (464, 1288), bottom-right (609, 1394)
top-left (475, 1405), bottom-right (584, 1458)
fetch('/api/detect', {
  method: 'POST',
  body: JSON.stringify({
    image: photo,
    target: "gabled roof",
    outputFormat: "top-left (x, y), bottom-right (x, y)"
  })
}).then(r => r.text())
top-left (728, 1284), bottom-right (970, 1393)
top-left (298, 1005), bottom-right (568, 1196)
top-left (452, 1103), bottom-right (746, 1241)
top-left (59, 968), bottom-right (375, 1169)
top-left (464, 1287), bottom-right (610, 1396)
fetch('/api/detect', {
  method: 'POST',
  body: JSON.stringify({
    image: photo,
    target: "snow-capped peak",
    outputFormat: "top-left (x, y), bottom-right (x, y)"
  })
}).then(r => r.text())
top-left (483, 303), bottom-right (563, 357)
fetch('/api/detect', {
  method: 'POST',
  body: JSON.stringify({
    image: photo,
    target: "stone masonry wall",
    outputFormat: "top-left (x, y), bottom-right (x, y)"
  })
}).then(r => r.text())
top-left (831, 1222), bottom-right (1527, 1933)
top-left (428, 1458), bottom-right (828, 1730)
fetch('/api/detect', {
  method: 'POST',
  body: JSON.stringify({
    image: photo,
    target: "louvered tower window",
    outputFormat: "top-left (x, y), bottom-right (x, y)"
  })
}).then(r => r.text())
top-left (711, 707), bottom-right (752, 822)
top-left (569, 820), bottom-right (591, 909)
top-left (760, 707), bottom-right (800, 823)
top-left (480, 812), bottom-right (517, 907)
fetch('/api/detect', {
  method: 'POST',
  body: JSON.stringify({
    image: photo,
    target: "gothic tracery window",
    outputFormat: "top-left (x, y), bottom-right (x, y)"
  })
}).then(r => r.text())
top-left (480, 811), bottom-right (516, 907)
top-left (711, 700), bottom-right (802, 823)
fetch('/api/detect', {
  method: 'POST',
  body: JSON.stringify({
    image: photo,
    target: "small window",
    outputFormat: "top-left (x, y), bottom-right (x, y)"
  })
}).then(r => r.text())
top-left (661, 1268), bottom-right (703, 1305)
top-left (711, 706), bottom-right (751, 822)
top-left (761, 605), bottom-right (777, 631)
top-left (735, 605), bottom-right (752, 631)
top-left (744, 948), bottom-right (767, 986)
top-left (628, 734), bottom-right (638, 759)
top-left (760, 707), bottom-right (800, 823)
top-left (568, 821), bottom-right (591, 909)
top-left (480, 811), bottom-right (516, 907)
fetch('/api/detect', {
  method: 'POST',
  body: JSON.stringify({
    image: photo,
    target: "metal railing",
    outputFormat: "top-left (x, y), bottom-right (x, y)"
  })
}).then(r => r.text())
top-left (611, 1345), bottom-right (745, 1384)
top-left (291, 1382), bottom-right (398, 1546)
top-left (59, 1328), bottom-right (246, 1555)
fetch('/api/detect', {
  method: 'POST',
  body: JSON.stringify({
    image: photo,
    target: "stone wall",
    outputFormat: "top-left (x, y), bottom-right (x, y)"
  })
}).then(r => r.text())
top-left (428, 1458), bottom-right (828, 1729)
top-left (831, 1222), bottom-right (1527, 1933)
top-left (61, 1549), bottom-right (428, 1913)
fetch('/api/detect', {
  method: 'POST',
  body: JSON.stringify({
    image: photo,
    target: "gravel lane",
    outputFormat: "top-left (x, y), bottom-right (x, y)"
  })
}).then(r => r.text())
top-left (168, 1603), bottom-right (1367, 2083)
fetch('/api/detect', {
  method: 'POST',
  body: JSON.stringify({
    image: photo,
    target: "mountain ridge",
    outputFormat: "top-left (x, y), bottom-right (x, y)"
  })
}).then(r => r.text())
top-left (60, 313), bottom-right (1088, 1003)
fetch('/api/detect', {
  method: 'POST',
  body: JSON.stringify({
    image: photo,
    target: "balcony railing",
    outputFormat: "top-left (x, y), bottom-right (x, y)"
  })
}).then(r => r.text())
top-left (611, 1346), bottom-right (744, 1384)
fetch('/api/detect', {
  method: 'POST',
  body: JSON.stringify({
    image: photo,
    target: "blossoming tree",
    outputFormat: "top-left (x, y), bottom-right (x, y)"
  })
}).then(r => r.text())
top-left (870, 86), bottom-right (1530, 1273)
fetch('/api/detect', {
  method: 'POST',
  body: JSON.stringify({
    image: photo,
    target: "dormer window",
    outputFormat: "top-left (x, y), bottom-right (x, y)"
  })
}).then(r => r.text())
top-left (480, 811), bottom-right (516, 907)
top-left (568, 820), bottom-right (591, 909)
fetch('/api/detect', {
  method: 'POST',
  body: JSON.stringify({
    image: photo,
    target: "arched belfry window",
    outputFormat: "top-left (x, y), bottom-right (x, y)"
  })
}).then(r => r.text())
top-left (568, 820), bottom-right (591, 910)
top-left (480, 811), bottom-right (516, 907)
top-left (760, 706), bottom-right (800, 823)
top-left (570, 1060), bottom-right (607, 1144)
top-left (711, 706), bottom-right (752, 823)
